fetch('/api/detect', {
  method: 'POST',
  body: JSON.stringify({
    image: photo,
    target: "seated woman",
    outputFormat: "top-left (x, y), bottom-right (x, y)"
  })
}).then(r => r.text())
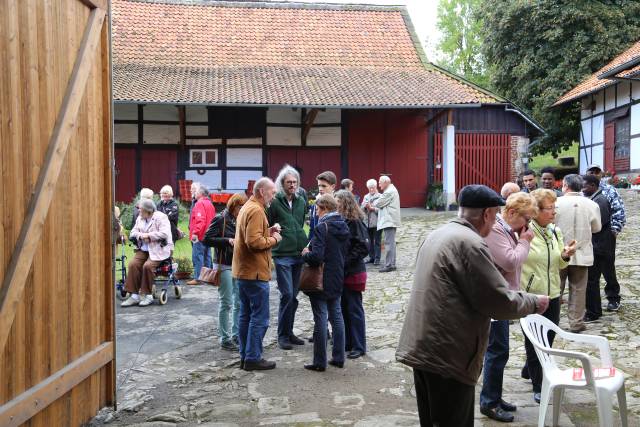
top-left (301, 194), bottom-right (350, 372)
top-left (122, 199), bottom-right (174, 307)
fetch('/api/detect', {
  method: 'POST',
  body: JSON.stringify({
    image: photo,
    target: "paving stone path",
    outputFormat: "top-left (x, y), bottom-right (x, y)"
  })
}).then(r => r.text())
top-left (92, 190), bottom-right (640, 427)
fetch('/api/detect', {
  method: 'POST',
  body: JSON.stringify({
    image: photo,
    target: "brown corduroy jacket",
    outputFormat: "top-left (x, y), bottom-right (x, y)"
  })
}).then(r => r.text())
top-left (232, 196), bottom-right (278, 281)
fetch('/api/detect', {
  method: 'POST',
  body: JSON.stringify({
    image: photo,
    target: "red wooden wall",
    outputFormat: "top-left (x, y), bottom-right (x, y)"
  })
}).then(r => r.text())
top-left (434, 133), bottom-right (512, 193)
top-left (114, 147), bottom-right (178, 202)
top-left (115, 147), bottom-right (136, 202)
top-left (267, 147), bottom-right (341, 191)
top-left (347, 110), bottom-right (428, 207)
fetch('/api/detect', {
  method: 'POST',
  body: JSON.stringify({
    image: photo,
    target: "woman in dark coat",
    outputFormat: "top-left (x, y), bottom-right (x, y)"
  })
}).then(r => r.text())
top-left (301, 194), bottom-right (350, 371)
top-left (203, 193), bottom-right (248, 351)
top-left (157, 185), bottom-right (181, 243)
top-left (335, 190), bottom-right (369, 359)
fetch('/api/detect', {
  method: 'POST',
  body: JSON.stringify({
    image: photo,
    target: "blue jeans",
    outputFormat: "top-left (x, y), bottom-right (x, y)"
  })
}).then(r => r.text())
top-left (237, 279), bottom-right (270, 362)
top-left (309, 296), bottom-right (345, 368)
top-left (218, 269), bottom-right (239, 344)
top-left (480, 320), bottom-right (509, 408)
top-left (192, 240), bottom-right (211, 278)
top-left (274, 256), bottom-right (302, 341)
top-left (342, 288), bottom-right (366, 354)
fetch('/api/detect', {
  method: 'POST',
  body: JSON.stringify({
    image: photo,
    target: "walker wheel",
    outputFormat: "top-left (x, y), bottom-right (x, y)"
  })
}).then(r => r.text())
top-left (174, 285), bottom-right (182, 299)
top-left (152, 285), bottom-right (157, 299)
top-left (119, 288), bottom-right (128, 299)
top-left (159, 289), bottom-right (168, 305)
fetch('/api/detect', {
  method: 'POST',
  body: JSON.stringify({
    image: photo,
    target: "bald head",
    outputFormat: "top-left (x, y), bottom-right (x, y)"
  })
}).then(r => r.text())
top-left (501, 182), bottom-right (521, 199)
top-left (253, 177), bottom-right (277, 207)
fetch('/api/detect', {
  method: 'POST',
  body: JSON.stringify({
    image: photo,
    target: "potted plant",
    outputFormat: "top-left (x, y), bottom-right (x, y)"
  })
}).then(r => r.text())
top-left (426, 181), bottom-right (446, 211)
top-left (631, 175), bottom-right (640, 191)
top-left (174, 256), bottom-right (193, 280)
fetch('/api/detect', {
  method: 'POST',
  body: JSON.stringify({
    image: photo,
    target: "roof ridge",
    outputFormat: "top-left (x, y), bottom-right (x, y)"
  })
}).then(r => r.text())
top-left (121, 0), bottom-right (407, 12)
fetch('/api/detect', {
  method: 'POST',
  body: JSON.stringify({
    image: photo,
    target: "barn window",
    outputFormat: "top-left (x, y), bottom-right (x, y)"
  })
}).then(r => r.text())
top-left (190, 149), bottom-right (218, 167)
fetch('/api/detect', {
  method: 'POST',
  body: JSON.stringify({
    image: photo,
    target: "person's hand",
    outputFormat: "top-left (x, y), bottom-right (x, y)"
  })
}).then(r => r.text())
top-left (535, 295), bottom-right (550, 314)
top-left (272, 232), bottom-right (282, 243)
top-left (191, 235), bottom-right (198, 243)
top-left (612, 229), bottom-right (619, 237)
top-left (301, 247), bottom-right (310, 256)
top-left (520, 227), bottom-right (534, 242)
top-left (228, 238), bottom-right (235, 246)
top-left (562, 239), bottom-right (577, 258)
top-left (269, 224), bottom-right (282, 235)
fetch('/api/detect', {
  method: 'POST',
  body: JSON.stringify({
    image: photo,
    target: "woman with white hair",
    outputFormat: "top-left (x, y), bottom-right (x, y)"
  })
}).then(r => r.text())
top-left (122, 199), bottom-right (174, 307)
top-left (157, 185), bottom-right (181, 243)
top-left (130, 187), bottom-right (155, 229)
top-left (360, 179), bottom-right (382, 265)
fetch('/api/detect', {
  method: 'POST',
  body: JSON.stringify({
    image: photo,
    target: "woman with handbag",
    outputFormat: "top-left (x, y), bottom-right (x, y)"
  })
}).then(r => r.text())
top-left (300, 194), bottom-right (350, 372)
top-left (203, 193), bottom-right (248, 351)
top-left (335, 190), bottom-right (369, 359)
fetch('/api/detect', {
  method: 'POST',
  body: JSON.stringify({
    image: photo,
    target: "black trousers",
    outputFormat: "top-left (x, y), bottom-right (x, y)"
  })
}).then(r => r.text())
top-left (413, 369), bottom-right (475, 427)
top-left (586, 250), bottom-right (621, 318)
top-left (523, 297), bottom-right (560, 393)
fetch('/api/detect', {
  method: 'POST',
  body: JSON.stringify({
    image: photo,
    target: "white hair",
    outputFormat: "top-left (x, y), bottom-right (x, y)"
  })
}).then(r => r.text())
top-left (253, 177), bottom-right (275, 197)
top-left (139, 188), bottom-right (154, 200)
top-left (160, 185), bottom-right (173, 197)
top-left (139, 198), bottom-right (156, 213)
top-left (275, 164), bottom-right (301, 194)
top-left (196, 184), bottom-right (209, 197)
top-left (458, 207), bottom-right (485, 221)
top-left (366, 179), bottom-right (377, 188)
top-left (379, 175), bottom-right (391, 184)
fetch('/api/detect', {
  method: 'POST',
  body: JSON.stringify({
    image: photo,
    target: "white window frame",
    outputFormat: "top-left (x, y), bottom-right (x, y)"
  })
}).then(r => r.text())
top-left (189, 148), bottom-right (218, 167)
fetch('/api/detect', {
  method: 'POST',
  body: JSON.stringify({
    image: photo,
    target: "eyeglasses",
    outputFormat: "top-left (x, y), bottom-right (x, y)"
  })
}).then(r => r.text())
top-left (541, 206), bottom-right (555, 212)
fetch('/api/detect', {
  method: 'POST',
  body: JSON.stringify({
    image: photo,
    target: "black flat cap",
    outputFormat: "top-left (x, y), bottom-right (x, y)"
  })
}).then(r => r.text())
top-left (458, 185), bottom-right (505, 208)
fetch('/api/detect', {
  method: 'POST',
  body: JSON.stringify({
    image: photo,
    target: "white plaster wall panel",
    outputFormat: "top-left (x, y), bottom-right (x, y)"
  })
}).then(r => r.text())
top-left (591, 145), bottom-right (604, 170)
top-left (581, 98), bottom-right (592, 120)
top-left (579, 147), bottom-right (589, 174)
top-left (315, 109), bottom-right (341, 124)
top-left (267, 127), bottom-right (301, 145)
top-left (580, 119), bottom-right (592, 146)
top-left (617, 80), bottom-right (630, 106)
top-left (631, 103), bottom-right (640, 136)
top-left (592, 115), bottom-right (604, 144)
top-left (630, 137), bottom-right (640, 170)
top-left (185, 170), bottom-right (222, 191)
top-left (145, 104), bottom-right (179, 121)
top-left (143, 124), bottom-right (180, 144)
top-left (633, 81), bottom-right (640, 100)
top-left (306, 127), bottom-right (341, 146)
top-left (186, 106), bottom-right (208, 122)
top-left (604, 86), bottom-right (616, 111)
top-left (226, 148), bottom-right (263, 167)
top-left (114, 103), bottom-right (138, 120)
top-left (226, 170), bottom-right (263, 191)
top-left (227, 138), bottom-right (262, 145)
top-left (186, 138), bottom-right (222, 146)
top-left (114, 123), bottom-right (138, 144)
top-left (186, 125), bottom-right (209, 136)
top-left (267, 107), bottom-right (300, 124)
top-left (594, 91), bottom-right (605, 114)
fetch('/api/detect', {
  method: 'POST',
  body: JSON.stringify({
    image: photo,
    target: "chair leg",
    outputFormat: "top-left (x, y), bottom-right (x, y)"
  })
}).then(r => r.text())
top-left (552, 387), bottom-right (564, 427)
top-left (617, 383), bottom-right (628, 427)
top-left (538, 381), bottom-right (552, 427)
top-left (595, 388), bottom-right (614, 427)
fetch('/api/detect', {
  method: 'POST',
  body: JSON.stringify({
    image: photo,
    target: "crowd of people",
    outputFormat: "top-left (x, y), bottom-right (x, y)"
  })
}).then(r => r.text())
top-left (397, 164), bottom-right (626, 426)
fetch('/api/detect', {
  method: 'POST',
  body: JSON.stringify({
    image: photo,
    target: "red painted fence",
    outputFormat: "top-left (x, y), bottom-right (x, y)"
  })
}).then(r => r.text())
top-left (434, 133), bottom-right (512, 194)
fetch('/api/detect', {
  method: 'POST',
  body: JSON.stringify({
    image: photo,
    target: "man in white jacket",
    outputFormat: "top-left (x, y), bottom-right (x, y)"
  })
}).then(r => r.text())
top-left (374, 175), bottom-right (401, 272)
top-left (555, 174), bottom-right (601, 332)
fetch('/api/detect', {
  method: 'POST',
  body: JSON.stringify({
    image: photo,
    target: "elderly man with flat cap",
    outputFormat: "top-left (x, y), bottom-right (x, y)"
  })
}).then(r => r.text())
top-left (396, 185), bottom-right (550, 427)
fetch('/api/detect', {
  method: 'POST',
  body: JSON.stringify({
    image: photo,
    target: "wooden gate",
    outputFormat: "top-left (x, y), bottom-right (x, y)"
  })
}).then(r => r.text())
top-left (604, 123), bottom-right (615, 173)
top-left (0, 0), bottom-right (114, 425)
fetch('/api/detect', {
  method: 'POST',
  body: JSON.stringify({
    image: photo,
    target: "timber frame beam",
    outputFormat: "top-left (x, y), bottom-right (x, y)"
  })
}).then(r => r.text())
top-left (302, 108), bottom-right (320, 141)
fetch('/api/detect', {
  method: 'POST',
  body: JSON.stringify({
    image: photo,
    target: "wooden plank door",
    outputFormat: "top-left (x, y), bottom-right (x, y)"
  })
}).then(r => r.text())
top-left (604, 122), bottom-right (615, 172)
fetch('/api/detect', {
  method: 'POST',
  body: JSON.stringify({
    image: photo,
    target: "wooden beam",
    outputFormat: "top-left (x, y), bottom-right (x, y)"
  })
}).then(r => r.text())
top-left (447, 109), bottom-right (454, 126)
top-left (0, 8), bottom-right (106, 351)
top-left (424, 109), bottom-right (449, 128)
top-left (0, 342), bottom-right (113, 427)
top-left (302, 108), bottom-right (319, 141)
top-left (78, 0), bottom-right (107, 10)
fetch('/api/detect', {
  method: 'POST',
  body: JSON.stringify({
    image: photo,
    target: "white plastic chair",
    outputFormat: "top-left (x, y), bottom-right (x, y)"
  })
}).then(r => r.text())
top-left (520, 314), bottom-right (627, 427)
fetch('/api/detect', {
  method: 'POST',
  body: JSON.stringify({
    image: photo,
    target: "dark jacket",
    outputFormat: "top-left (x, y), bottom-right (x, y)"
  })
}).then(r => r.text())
top-left (344, 219), bottom-right (369, 277)
top-left (590, 190), bottom-right (614, 256)
top-left (157, 199), bottom-right (180, 242)
top-left (302, 213), bottom-right (350, 300)
top-left (203, 209), bottom-right (236, 266)
top-left (267, 192), bottom-right (308, 257)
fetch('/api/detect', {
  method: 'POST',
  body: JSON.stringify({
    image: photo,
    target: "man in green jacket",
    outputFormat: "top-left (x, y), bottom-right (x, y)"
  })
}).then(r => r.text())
top-left (268, 165), bottom-right (309, 350)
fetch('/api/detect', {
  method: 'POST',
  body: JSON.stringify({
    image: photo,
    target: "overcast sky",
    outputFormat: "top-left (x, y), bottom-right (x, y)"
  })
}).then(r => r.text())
top-left (295, 0), bottom-right (442, 61)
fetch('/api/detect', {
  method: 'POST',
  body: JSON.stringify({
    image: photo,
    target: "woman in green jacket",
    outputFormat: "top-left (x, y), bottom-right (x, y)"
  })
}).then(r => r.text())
top-left (520, 189), bottom-right (576, 404)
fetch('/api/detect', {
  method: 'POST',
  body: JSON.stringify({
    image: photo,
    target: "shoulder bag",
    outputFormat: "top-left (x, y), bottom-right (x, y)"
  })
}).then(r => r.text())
top-left (198, 216), bottom-right (226, 286)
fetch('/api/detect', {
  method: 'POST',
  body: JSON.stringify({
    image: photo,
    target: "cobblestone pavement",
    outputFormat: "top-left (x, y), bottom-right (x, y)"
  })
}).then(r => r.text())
top-left (93, 190), bottom-right (640, 427)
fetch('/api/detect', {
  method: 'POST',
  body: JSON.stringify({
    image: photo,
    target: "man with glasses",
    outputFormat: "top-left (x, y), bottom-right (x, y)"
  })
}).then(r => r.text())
top-left (268, 165), bottom-right (308, 350)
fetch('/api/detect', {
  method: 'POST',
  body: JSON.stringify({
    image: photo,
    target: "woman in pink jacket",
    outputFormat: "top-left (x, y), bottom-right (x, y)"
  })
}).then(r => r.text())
top-left (479, 191), bottom-right (538, 422)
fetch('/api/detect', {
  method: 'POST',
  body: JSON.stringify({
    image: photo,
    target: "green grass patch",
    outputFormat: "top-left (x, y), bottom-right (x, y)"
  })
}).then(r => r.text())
top-left (529, 142), bottom-right (579, 172)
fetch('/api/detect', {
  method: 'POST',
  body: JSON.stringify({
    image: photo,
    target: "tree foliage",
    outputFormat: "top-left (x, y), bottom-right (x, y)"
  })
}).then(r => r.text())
top-left (479, 0), bottom-right (640, 155)
top-left (436, 0), bottom-right (490, 88)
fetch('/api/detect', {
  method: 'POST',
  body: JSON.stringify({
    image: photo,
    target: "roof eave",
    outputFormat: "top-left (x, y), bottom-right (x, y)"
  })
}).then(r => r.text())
top-left (553, 79), bottom-right (618, 107)
top-left (597, 57), bottom-right (640, 80)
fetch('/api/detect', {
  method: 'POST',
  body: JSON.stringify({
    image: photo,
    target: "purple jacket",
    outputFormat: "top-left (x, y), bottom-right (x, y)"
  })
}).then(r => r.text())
top-left (484, 215), bottom-right (530, 291)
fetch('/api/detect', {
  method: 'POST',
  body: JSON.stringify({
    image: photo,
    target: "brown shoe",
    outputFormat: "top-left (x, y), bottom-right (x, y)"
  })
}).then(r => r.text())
top-left (186, 279), bottom-right (199, 285)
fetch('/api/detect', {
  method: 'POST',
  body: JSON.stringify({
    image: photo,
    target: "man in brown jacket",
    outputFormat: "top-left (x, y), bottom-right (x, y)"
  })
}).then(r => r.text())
top-left (396, 185), bottom-right (549, 427)
top-left (233, 177), bottom-right (282, 371)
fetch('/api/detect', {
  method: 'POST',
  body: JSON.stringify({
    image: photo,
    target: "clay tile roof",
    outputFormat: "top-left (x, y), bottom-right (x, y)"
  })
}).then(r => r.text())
top-left (555, 40), bottom-right (640, 106)
top-left (112, 0), bottom-right (503, 107)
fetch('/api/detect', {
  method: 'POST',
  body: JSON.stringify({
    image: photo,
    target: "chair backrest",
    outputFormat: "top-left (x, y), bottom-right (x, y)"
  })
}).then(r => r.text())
top-left (520, 314), bottom-right (563, 372)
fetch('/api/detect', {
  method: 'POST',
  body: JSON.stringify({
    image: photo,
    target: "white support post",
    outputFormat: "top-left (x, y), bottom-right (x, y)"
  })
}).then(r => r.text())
top-left (442, 124), bottom-right (456, 208)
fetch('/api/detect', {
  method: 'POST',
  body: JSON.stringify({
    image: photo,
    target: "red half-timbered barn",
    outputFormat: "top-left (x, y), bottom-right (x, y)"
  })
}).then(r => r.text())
top-left (112, 0), bottom-right (542, 207)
